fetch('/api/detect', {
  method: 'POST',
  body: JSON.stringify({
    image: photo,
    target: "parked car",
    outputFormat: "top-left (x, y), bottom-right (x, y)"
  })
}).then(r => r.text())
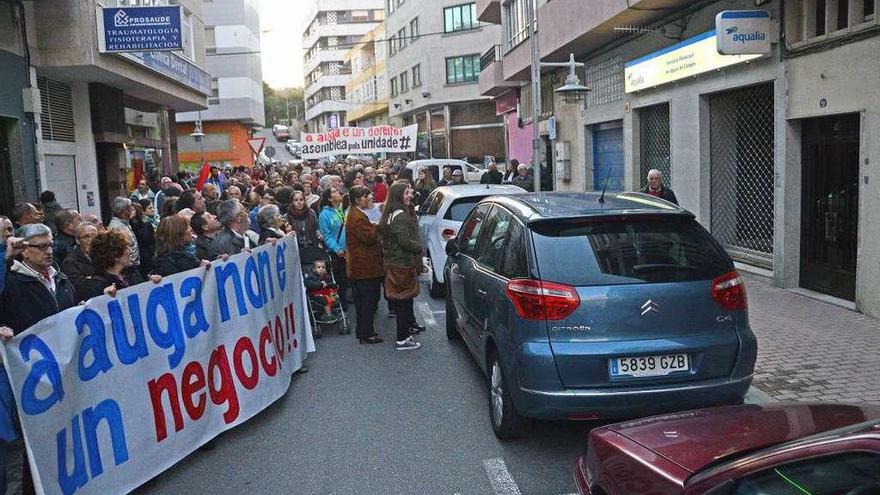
top-left (406, 159), bottom-right (486, 184)
top-left (418, 184), bottom-right (525, 298)
top-left (574, 402), bottom-right (880, 494)
top-left (272, 124), bottom-right (290, 142)
top-left (443, 192), bottom-right (757, 438)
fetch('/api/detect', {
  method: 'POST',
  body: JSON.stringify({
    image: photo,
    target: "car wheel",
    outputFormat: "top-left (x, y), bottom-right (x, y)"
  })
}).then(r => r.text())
top-left (445, 285), bottom-right (460, 340)
top-left (429, 265), bottom-right (445, 299)
top-left (488, 353), bottom-right (529, 439)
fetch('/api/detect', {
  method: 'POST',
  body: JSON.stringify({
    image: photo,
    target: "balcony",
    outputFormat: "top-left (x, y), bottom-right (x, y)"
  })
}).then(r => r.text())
top-left (305, 74), bottom-right (353, 99)
top-left (303, 49), bottom-right (348, 76)
top-left (479, 45), bottom-right (520, 97)
top-left (477, 0), bottom-right (501, 24)
top-left (305, 99), bottom-right (353, 122)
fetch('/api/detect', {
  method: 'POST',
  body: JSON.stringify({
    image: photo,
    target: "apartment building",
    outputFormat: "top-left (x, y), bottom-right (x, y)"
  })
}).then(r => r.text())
top-left (385, 0), bottom-right (504, 161)
top-left (346, 24), bottom-right (389, 127)
top-left (0, 0), bottom-right (208, 220)
top-left (302, 0), bottom-right (384, 132)
top-left (177, 0), bottom-right (266, 172)
top-left (478, 0), bottom-right (880, 318)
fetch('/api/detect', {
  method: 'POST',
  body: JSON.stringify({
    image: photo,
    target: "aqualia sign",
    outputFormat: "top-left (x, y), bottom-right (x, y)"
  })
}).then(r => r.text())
top-left (99, 6), bottom-right (184, 53)
top-left (715, 10), bottom-right (772, 55)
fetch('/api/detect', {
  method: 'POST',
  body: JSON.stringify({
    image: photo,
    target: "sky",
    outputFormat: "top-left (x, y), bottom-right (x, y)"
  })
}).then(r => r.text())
top-left (259, 0), bottom-right (307, 89)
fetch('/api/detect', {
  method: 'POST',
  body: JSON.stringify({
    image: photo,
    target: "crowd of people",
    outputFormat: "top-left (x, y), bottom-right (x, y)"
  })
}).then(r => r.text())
top-left (0, 156), bottom-right (447, 492)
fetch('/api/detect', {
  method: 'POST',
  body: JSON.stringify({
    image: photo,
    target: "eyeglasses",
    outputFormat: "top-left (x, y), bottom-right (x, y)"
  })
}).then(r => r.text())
top-left (26, 242), bottom-right (53, 251)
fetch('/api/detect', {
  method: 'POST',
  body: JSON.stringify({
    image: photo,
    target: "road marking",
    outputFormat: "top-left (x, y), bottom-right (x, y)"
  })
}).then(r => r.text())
top-left (417, 301), bottom-right (438, 327)
top-left (483, 458), bottom-right (522, 495)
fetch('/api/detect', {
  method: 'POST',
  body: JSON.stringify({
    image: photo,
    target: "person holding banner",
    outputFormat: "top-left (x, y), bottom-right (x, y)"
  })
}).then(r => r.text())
top-left (319, 187), bottom-right (349, 308)
top-left (215, 200), bottom-right (252, 256)
top-left (151, 215), bottom-right (202, 277)
top-left (346, 186), bottom-right (384, 345)
top-left (379, 182), bottom-right (424, 351)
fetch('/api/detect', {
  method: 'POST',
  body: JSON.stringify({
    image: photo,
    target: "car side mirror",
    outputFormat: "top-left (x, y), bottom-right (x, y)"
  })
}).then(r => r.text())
top-left (445, 238), bottom-right (459, 256)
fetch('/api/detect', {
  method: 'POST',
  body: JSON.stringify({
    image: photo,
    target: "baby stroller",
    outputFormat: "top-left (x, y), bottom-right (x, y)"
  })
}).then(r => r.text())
top-left (301, 245), bottom-right (350, 338)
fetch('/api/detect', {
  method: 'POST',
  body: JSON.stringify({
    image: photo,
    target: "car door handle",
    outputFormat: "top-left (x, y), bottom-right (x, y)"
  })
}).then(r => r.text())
top-left (476, 289), bottom-right (488, 297)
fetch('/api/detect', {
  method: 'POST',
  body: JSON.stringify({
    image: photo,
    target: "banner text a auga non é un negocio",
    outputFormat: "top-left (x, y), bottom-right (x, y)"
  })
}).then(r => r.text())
top-left (0, 238), bottom-right (314, 495)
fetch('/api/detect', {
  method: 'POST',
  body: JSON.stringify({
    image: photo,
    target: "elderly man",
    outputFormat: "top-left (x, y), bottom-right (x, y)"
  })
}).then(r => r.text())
top-left (214, 200), bottom-right (251, 256)
top-left (61, 221), bottom-right (98, 289)
top-left (108, 197), bottom-right (142, 278)
top-left (154, 176), bottom-right (174, 212)
top-left (52, 208), bottom-right (82, 265)
top-left (191, 211), bottom-right (222, 260)
top-left (0, 223), bottom-right (78, 334)
top-left (480, 162), bottom-right (503, 184)
top-left (511, 163), bottom-right (534, 192)
top-left (640, 168), bottom-right (678, 205)
top-left (0, 216), bottom-right (13, 244)
top-left (225, 185), bottom-right (242, 201)
top-left (202, 182), bottom-right (219, 202)
top-left (177, 189), bottom-right (206, 214)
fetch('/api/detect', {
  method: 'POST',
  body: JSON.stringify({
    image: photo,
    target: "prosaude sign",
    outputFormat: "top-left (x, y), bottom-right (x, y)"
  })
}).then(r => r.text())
top-left (716, 10), bottom-right (772, 55)
top-left (99, 6), bottom-right (184, 53)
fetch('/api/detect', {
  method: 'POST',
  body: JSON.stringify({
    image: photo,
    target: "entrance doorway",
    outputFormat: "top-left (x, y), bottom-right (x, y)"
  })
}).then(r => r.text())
top-left (45, 155), bottom-right (80, 210)
top-left (592, 121), bottom-right (624, 191)
top-left (800, 114), bottom-right (860, 301)
top-left (0, 119), bottom-right (15, 216)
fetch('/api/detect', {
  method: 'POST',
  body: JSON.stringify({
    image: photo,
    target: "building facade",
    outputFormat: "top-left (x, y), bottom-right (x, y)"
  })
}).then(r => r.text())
top-left (302, 0), bottom-right (385, 132)
top-left (177, 0), bottom-right (266, 172)
top-left (385, 0), bottom-right (504, 162)
top-left (479, 0), bottom-right (880, 318)
top-left (346, 24), bottom-right (389, 127)
top-left (0, 0), bottom-right (209, 221)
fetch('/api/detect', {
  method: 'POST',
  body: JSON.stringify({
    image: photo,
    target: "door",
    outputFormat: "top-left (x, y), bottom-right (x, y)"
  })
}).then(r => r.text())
top-left (800, 114), bottom-right (860, 301)
top-left (449, 204), bottom-right (492, 349)
top-left (592, 121), bottom-right (624, 191)
top-left (0, 120), bottom-right (15, 215)
top-left (469, 207), bottom-right (514, 342)
top-left (45, 155), bottom-right (79, 210)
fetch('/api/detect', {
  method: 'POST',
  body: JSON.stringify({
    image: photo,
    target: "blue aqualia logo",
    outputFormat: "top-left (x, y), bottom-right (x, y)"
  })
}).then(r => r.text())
top-left (731, 31), bottom-right (767, 43)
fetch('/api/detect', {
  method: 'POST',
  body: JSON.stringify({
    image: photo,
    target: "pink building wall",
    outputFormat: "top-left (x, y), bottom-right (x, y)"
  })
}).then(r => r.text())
top-left (506, 112), bottom-right (533, 165)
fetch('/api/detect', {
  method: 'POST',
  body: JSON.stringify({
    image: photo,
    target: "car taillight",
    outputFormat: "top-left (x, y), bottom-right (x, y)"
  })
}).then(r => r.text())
top-left (441, 228), bottom-right (457, 241)
top-left (712, 271), bottom-right (747, 311)
top-left (506, 279), bottom-right (580, 320)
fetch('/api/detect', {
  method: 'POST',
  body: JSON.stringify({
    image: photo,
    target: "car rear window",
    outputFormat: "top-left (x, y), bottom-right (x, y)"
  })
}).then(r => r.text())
top-left (444, 196), bottom-right (489, 222)
top-left (530, 216), bottom-right (732, 286)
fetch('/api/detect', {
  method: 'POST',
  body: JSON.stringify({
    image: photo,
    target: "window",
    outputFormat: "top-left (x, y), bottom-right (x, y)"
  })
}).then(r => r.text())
top-left (445, 196), bottom-right (490, 222)
top-left (530, 217), bottom-right (733, 287)
top-left (390, 76), bottom-right (398, 97)
top-left (410, 17), bottom-right (420, 41)
top-left (728, 453), bottom-right (880, 495)
top-left (445, 54), bottom-right (481, 84)
top-left (503, 0), bottom-right (531, 50)
top-left (205, 26), bottom-right (216, 54)
top-left (499, 222), bottom-right (528, 279)
top-left (388, 0), bottom-right (395, 14)
top-left (867, 0), bottom-right (875, 20)
top-left (474, 207), bottom-right (513, 270)
top-left (412, 64), bottom-right (422, 88)
top-left (398, 27), bottom-right (407, 50)
top-left (459, 205), bottom-right (492, 256)
top-left (425, 191), bottom-right (445, 215)
top-left (389, 36), bottom-right (397, 56)
top-left (209, 78), bottom-right (219, 105)
top-left (444, 3), bottom-right (478, 33)
top-left (400, 71), bottom-right (409, 93)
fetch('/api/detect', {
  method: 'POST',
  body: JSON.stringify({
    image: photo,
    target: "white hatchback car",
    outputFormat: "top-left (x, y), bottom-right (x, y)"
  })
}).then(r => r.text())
top-left (417, 184), bottom-right (525, 297)
top-left (406, 159), bottom-right (486, 185)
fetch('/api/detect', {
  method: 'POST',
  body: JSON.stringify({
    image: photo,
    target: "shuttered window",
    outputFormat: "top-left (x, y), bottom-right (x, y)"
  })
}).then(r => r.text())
top-left (37, 77), bottom-right (75, 143)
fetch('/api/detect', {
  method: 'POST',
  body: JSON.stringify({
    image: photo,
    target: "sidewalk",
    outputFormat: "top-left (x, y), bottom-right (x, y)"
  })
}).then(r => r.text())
top-left (744, 274), bottom-right (880, 404)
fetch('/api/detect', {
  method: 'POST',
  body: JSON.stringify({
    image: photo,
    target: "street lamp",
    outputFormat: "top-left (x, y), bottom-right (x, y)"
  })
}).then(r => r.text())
top-left (190, 111), bottom-right (206, 170)
top-left (529, 1), bottom-right (590, 192)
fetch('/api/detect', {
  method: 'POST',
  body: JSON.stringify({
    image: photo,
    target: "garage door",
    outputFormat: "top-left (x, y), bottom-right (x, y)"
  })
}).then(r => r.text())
top-left (592, 121), bottom-right (623, 191)
top-left (45, 155), bottom-right (79, 210)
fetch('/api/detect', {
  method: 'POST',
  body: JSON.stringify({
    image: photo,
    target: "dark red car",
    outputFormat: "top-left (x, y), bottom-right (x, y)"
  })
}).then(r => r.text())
top-left (574, 403), bottom-right (880, 495)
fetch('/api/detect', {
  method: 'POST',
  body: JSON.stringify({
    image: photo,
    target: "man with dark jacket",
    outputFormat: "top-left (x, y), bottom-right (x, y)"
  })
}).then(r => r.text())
top-left (213, 200), bottom-right (250, 256)
top-left (39, 190), bottom-right (63, 234)
top-left (191, 211), bottom-right (221, 260)
top-left (61, 222), bottom-right (98, 289)
top-left (639, 168), bottom-right (679, 205)
top-left (10, 203), bottom-right (39, 232)
top-left (52, 208), bottom-right (81, 265)
top-left (480, 162), bottom-right (503, 184)
top-left (0, 223), bottom-right (78, 335)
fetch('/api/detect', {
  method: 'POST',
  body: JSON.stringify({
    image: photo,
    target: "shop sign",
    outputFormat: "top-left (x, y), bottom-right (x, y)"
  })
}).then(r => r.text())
top-left (624, 30), bottom-right (762, 93)
top-left (99, 6), bottom-right (183, 53)
top-left (716, 10), bottom-right (772, 55)
top-left (119, 51), bottom-right (211, 96)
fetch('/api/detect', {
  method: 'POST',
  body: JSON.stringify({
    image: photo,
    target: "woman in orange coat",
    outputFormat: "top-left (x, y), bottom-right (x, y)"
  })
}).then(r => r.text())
top-left (345, 186), bottom-right (384, 344)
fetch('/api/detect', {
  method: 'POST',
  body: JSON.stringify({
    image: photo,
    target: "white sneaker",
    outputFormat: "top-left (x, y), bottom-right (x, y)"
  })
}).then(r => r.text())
top-left (395, 337), bottom-right (422, 351)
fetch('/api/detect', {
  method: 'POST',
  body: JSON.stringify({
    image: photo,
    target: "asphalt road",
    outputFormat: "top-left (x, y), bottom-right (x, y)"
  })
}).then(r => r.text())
top-left (135, 280), bottom-right (590, 495)
top-left (254, 127), bottom-right (298, 165)
top-left (134, 276), bottom-right (770, 495)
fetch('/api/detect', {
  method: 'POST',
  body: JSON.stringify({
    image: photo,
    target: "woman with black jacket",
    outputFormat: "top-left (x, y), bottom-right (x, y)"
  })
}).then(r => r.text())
top-left (150, 215), bottom-right (201, 277)
top-left (131, 201), bottom-right (155, 279)
top-left (76, 230), bottom-right (162, 300)
top-left (286, 191), bottom-right (322, 251)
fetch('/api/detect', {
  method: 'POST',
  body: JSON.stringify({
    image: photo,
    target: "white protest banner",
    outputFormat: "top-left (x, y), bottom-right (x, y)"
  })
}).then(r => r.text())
top-left (0, 238), bottom-right (314, 495)
top-left (300, 124), bottom-right (417, 159)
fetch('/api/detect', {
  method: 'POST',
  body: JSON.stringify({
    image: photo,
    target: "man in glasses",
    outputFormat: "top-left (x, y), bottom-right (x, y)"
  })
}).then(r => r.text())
top-left (0, 216), bottom-right (13, 244)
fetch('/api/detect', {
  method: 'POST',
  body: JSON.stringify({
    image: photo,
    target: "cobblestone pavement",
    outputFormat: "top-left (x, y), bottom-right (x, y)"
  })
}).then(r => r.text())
top-left (745, 274), bottom-right (880, 404)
